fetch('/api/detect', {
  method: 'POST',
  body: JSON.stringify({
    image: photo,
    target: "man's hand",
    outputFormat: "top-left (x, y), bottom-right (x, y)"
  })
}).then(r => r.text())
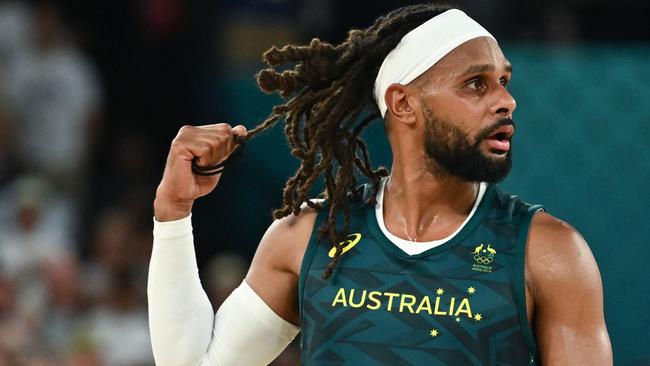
top-left (154, 124), bottom-right (247, 221)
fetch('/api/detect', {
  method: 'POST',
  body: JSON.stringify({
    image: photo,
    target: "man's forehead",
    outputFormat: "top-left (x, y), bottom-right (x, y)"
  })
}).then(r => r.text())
top-left (431, 37), bottom-right (510, 75)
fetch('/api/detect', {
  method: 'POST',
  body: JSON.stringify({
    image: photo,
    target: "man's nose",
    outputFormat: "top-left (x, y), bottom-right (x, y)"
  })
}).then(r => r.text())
top-left (491, 86), bottom-right (517, 116)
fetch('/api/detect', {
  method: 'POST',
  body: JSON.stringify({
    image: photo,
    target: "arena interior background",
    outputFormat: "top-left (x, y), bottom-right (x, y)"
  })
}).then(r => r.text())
top-left (0, 0), bottom-right (648, 365)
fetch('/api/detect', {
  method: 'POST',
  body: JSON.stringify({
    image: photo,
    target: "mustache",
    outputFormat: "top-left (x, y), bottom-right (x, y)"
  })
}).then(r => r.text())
top-left (475, 118), bottom-right (516, 142)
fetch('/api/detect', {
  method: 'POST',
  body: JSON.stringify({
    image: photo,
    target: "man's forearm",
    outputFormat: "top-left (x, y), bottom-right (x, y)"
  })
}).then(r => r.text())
top-left (148, 215), bottom-right (214, 366)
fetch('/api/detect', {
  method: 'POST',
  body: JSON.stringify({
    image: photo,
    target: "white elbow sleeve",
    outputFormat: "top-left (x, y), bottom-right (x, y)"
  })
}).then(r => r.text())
top-left (149, 216), bottom-right (300, 366)
top-left (202, 281), bottom-right (300, 366)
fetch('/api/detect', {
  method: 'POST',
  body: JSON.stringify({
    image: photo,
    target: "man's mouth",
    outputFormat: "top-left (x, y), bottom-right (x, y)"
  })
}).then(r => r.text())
top-left (483, 124), bottom-right (515, 153)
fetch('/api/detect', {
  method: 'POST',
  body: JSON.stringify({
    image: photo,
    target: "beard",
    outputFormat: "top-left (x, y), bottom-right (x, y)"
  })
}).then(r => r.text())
top-left (422, 106), bottom-right (513, 183)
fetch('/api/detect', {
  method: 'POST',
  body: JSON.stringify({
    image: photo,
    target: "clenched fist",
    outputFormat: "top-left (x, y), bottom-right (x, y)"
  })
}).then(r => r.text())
top-left (154, 123), bottom-right (247, 221)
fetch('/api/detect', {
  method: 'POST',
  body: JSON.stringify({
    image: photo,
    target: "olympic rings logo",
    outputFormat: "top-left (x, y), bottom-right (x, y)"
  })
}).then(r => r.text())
top-left (473, 255), bottom-right (494, 264)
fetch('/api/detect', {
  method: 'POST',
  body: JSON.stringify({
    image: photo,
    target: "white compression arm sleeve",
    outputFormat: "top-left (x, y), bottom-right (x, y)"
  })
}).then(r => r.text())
top-left (148, 215), bottom-right (300, 366)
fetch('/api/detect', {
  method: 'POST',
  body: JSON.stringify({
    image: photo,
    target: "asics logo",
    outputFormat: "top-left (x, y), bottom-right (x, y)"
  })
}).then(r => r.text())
top-left (328, 233), bottom-right (362, 258)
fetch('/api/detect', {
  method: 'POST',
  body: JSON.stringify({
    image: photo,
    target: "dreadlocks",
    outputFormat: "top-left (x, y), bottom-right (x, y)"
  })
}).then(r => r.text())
top-left (239, 3), bottom-right (452, 279)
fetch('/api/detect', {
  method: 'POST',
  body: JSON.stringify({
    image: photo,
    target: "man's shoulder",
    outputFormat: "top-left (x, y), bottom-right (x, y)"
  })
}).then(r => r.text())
top-left (252, 203), bottom-right (319, 278)
top-left (526, 211), bottom-right (595, 289)
top-left (524, 209), bottom-right (607, 353)
top-left (488, 185), bottom-right (586, 255)
top-left (528, 211), bottom-right (584, 252)
top-left (269, 202), bottom-right (320, 240)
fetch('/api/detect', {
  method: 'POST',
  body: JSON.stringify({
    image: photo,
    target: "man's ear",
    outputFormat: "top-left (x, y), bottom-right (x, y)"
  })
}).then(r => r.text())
top-left (384, 83), bottom-right (418, 125)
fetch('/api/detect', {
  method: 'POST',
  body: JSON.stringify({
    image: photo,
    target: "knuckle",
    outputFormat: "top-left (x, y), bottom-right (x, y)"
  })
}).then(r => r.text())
top-left (170, 137), bottom-right (184, 149)
top-left (215, 134), bottom-right (229, 144)
top-left (199, 142), bottom-right (213, 154)
top-left (178, 124), bottom-right (195, 135)
top-left (215, 123), bottom-right (232, 132)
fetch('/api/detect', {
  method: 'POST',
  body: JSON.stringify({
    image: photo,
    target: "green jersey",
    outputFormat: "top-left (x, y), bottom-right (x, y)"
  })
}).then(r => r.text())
top-left (299, 183), bottom-right (541, 365)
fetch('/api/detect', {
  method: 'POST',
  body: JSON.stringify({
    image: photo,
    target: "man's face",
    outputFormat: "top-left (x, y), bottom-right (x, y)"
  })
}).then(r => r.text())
top-left (423, 105), bottom-right (513, 183)
top-left (413, 37), bottom-right (516, 182)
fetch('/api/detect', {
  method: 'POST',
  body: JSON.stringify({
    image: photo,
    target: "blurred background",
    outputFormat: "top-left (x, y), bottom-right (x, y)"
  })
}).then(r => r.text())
top-left (0, 0), bottom-right (648, 364)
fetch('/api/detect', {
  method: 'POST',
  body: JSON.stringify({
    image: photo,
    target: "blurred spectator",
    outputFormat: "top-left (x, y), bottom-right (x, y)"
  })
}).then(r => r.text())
top-left (0, 102), bottom-right (19, 188)
top-left (0, 174), bottom-right (74, 274)
top-left (73, 207), bottom-right (154, 365)
top-left (39, 254), bottom-right (88, 358)
top-left (0, 174), bottom-right (77, 361)
top-left (0, 0), bottom-right (32, 89)
top-left (0, 202), bottom-right (154, 365)
top-left (86, 270), bottom-right (153, 366)
top-left (2, 0), bottom-right (102, 206)
top-left (65, 339), bottom-right (102, 366)
top-left (84, 207), bottom-right (143, 304)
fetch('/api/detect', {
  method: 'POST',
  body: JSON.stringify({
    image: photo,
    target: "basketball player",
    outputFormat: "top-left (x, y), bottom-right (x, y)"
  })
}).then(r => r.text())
top-left (148, 4), bottom-right (612, 365)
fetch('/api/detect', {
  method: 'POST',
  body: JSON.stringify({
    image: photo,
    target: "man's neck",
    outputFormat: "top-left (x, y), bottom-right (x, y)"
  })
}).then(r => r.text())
top-left (382, 164), bottom-right (480, 242)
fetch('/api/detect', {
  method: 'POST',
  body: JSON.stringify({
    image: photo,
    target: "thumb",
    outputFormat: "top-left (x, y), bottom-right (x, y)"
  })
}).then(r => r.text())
top-left (232, 125), bottom-right (247, 137)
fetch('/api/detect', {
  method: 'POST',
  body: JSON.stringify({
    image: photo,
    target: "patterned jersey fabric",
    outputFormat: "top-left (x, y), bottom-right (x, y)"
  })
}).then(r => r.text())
top-left (299, 184), bottom-right (541, 366)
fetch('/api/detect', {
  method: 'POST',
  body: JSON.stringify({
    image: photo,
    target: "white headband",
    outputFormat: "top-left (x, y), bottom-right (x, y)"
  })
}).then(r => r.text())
top-left (373, 9), bottom-right (496, 117)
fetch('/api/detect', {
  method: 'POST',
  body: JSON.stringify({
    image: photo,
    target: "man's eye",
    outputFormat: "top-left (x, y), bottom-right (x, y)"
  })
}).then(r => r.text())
top-left (500, 77), bottom-right (509, 87)
top-left (466, 78), bottom-right (485, 90)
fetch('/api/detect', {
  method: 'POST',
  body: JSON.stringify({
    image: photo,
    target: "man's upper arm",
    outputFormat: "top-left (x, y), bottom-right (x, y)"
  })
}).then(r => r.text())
top-left (245, 206), bottom-right (318, 326)
top-left (526, 212), bottom-right (612, 365)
